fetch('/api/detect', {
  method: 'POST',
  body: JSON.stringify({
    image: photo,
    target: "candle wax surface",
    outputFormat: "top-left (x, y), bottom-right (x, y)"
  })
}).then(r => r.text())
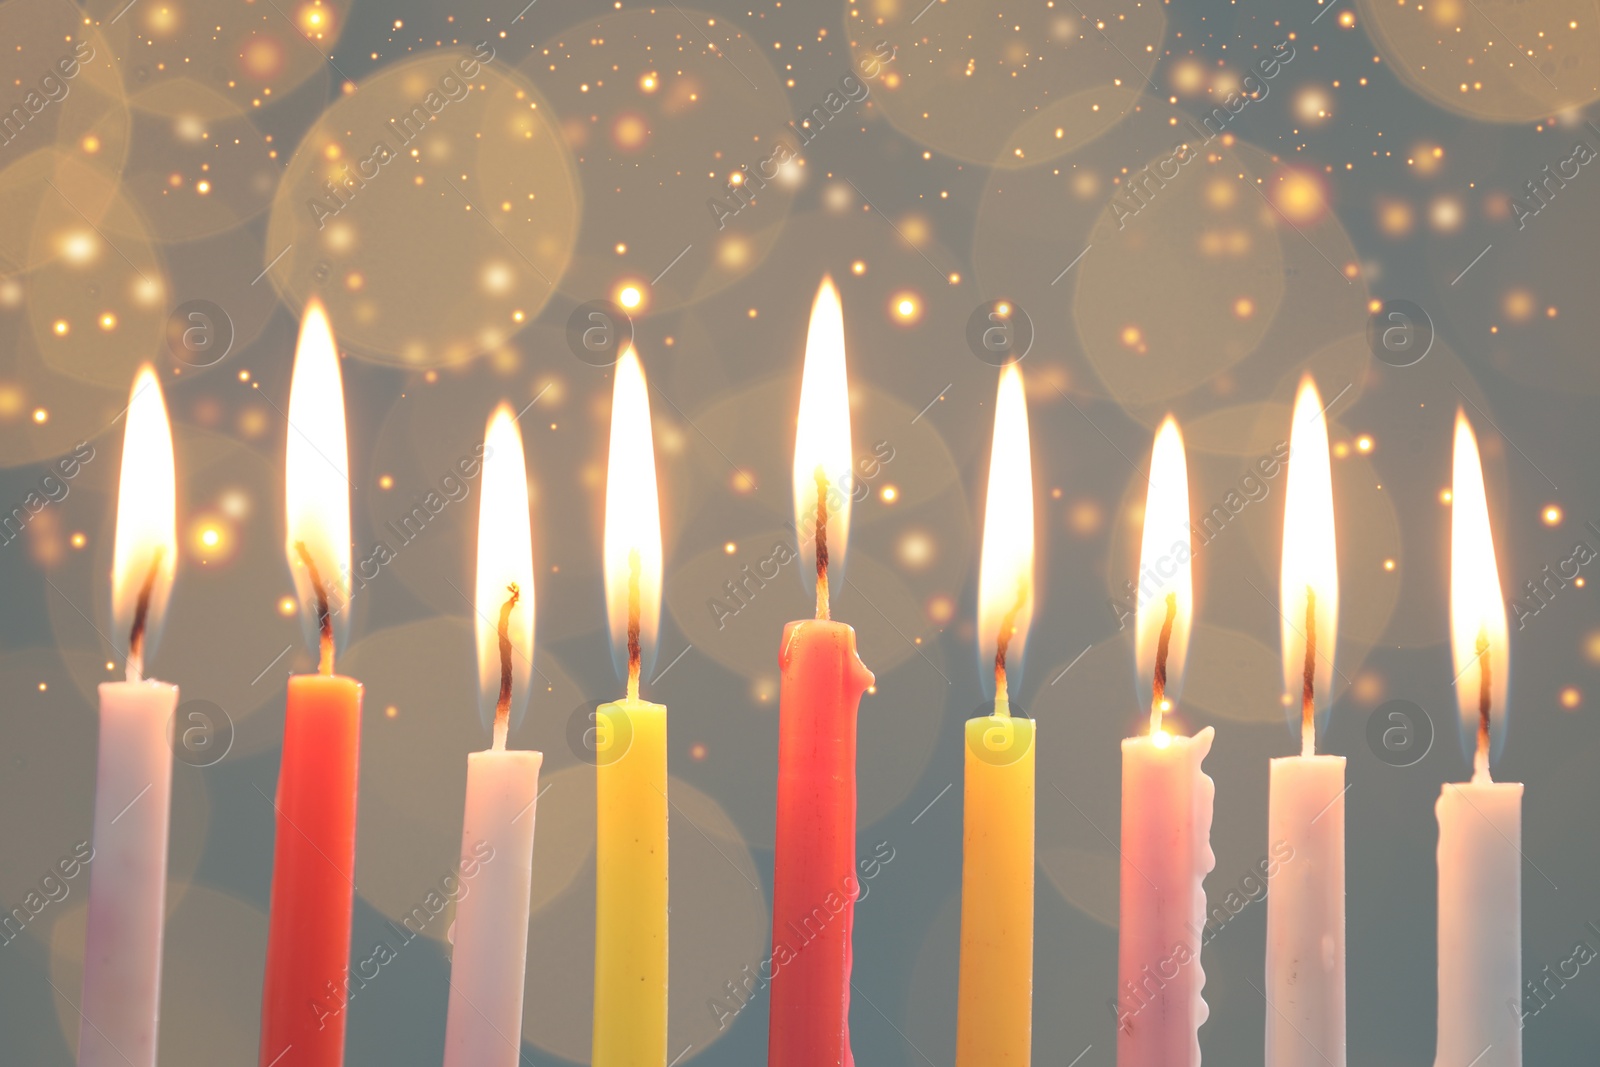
top-left (443, 747), bottom-right (542, 1067)
top-left (1435, 779), bottom-right (1522, 1067)
top-left (768, 618), bottom-right (874, 1067)
top-left (593, 696), bottom-right (668, 1066)
top-left (1117, 726), bottom-right (1216, 1067)
top-left (1266, 754), bottom-right (1346, 1067)
top-left (260, 673), bottom-right (362, 1067)
top-left (955, 712), bottom-right (1035, 1066)
top-left (78, 680), bottom-right (178, 1067)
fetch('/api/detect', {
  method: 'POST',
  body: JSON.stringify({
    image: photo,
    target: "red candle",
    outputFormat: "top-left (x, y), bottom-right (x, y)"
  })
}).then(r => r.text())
top-left (260, 299), bottom-right (363, 1067)
top-left (768, 277), bottom-right (875, 1067)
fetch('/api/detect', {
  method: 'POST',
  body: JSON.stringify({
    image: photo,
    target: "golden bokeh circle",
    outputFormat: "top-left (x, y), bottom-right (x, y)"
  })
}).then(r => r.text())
top-left (24, 191), bottom-right (168, 388)
top-left (1073, 136), bottom-right (1287, 410)
top-left (83, 0), bottom-right (354, 119)
top-left (0, 1), bottom-right (131, 271)
top-left (100, 85), bottom-right (283, 244)
top-left (264, 50), bottom-right (580, 366)
top-left (1359, 0), bottom-right (1600, 122)
top-left (0, 310), bottom-right (127, 468)
top-left (527, 8), bottom-right (796, 314)
top-left (844, 0), bottom-right (1164, 167)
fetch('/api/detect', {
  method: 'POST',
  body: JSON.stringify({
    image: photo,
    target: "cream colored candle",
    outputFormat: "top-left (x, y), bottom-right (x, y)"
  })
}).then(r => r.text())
top-left (443, 404), bottom-right (542, 1067)
top-left (1435, 410), bottom-right (1519, 1067)
top-left (78, 366), bottom-right (178, 1067)
top-left (1266, 755), bottom-right (1345, 1065)
top-left (1267, 375), bottom-right (1345, 1067)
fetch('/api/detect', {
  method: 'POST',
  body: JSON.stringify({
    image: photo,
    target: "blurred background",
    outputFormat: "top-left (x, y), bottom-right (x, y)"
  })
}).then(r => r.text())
top-left (1, 0), bottom-right (1598, 1062)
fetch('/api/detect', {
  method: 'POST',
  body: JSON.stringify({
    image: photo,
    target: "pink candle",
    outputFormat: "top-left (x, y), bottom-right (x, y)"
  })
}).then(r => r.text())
top-left (1115, 417), bottom-right (1215, 1067)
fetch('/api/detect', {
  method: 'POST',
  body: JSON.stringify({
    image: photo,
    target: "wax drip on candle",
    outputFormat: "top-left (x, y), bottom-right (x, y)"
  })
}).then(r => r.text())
top-left (492, 583), bottom-right (520, 751)
top-left (813, 466), bottom-right (831, 622)
top-left (125, 550), bottom-right (164, 684)
top-left (295, 541), bottom-right (335, 675)
top-left (1301, 586), bottom-right (1317, 758)
top-left (1149, 591), bottom-right (1177, 735)
top-left (1473, 625), bottom-right (1492, 784)
top-left (992, 578), bottom-right (1028, 719)
top-left (626, 548), bottom-right (643, 703)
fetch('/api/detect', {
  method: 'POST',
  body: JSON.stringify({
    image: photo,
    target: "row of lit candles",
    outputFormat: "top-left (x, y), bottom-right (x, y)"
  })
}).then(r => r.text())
top-left (72, 275), bottom-right (1517, 1067)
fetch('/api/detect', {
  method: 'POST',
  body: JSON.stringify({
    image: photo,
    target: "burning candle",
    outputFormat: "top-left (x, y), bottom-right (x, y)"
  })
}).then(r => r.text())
top-left (1115, 416), bottom-right (1215, 1067)
top-left (442, 404), bottom-right (542, 1067)
top-left (260, 299), bottom-right (363, 1067)
top-left (1266, 376), bottom-right (1346, 1067)
top-left (955, 364), bottom-right (1036, 1065)
top-left (1435, 410), bottom-right (1520, 1067)
top-left (77, 366), bottom-right (178, 1067)
top-left (592, 348), bottom-right (669, 1065)
top-left (767, 275), bottom-right (875, 1067)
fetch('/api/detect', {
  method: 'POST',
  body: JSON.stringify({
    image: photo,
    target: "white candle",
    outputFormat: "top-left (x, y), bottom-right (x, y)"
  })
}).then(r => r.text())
top-left (1265, 755), bottom-right (1345, 1066)
top-left (442, 403), bottom-right (542, 1067)
top-left (78, 366), bottom-right (179, 1067)
top-left (1435, 781), bottom-right (1521, 1067)
top-left (1266, 375), bottom-right (1345, 1067)
top-left (1436, 410), bottom-right (1519, 1067)
top-left (443, 749), bottom-right (542, 1067)
top-left (1116, 417), bottom-right (1215, 1067)
top-left (79, 682), bottom-right (177, 1067)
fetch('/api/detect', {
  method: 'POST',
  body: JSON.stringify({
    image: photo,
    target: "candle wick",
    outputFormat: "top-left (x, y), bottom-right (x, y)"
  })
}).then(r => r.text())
top-left (1149, 591), bottom-right (1177, 734)
top-left (627, 549), bottom-right (642, 703)
top-left (493, 582), bottom-right (520, 751)
top-left (126, 549), bottom-right (163, 684)
top-left (813, 466), bottom-right (831, 621)
top-left (1301, 586), bottom-right (1317, 758)
top-left (992, 577), bottom-right (1028, 719)
top-left (295, 541), bottom-right (335, 676)
top-left (1473, 626), bottom-right (1492, 784)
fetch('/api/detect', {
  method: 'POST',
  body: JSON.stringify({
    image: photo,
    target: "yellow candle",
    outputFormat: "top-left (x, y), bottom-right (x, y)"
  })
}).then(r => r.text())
top-left (593, 346), bottom-right (668, 1064)
top-left (956, 363), bottom-right (1036, 1065)
top-left (957, 710), bottom-right (1035, 1065)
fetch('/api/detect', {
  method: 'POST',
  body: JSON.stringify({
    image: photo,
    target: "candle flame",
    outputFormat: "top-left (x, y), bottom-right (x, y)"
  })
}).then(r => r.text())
top-left (603, 347), bottom-right (663, 699)
top-left (1280, 376), bottom-right (1339, 756)
top-left (475, 404), bottom-right (536, 748)
top-left (976, 364), bottom-right (1035, 715)
top-left (1449, 409), bottom-right (1509, 782)
top-left (1135, 416), bottom-right (1193, 733)
top-left (792, 275), bottom-right (853, 618)
top-left (111, 365), bottom-right (176, 683)
top-left (284, 297), bottom-right (351, 671)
